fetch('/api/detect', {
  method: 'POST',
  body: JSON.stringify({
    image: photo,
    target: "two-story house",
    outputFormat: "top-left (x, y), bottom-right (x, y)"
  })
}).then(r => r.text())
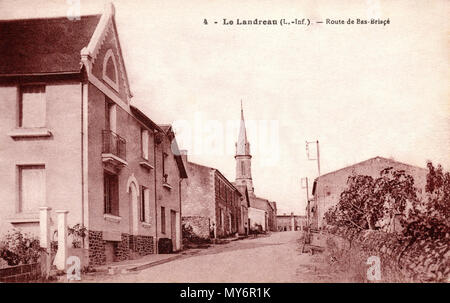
top-left (0, 4), bottom-right (187, 266)
top-left (181, 152), bottom-right (247, 240)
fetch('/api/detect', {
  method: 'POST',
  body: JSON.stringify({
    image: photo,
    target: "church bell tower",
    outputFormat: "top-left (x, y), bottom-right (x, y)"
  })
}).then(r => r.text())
top-left (235, 101), bottom-right (254, 195)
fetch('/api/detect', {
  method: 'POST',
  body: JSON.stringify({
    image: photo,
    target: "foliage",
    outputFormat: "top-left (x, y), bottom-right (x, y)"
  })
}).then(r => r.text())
top-left (250, 224), bottom-right (264, 235)
top-left (402, 162), bottom-right (450, 241)
top-left (325, 167), bottom-right (418, 232)
top-left (182, 223), bottom-right (210, 244)
top-left (0, 229), bottom-right (42, 266)
top-left (68, 224), bottom-right (87, 248)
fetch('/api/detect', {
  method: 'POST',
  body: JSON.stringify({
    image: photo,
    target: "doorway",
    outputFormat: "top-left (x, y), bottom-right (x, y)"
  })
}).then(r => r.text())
top-left (170, 210), bottom-right (177, 251)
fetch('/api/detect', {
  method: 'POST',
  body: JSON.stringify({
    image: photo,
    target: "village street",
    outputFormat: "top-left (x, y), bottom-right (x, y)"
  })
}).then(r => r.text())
top-left (84, 231), bottom-right (340, 283)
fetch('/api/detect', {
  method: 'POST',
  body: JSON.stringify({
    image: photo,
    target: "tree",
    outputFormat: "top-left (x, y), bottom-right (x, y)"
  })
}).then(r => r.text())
top-left (324, 167), bottom-right (419, 232)
top-left (402, 162), bottom-right (450, 240)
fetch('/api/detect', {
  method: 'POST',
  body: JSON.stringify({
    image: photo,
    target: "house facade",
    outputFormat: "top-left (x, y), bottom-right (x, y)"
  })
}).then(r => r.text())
top-left (181, 154), bottom-right (248, 239)
top-left (309, 156), bottom-right (427, 230)
top-left (0, 4), bottom-right (186, 266)
top-left (277, 213), bottom-right (307, 231)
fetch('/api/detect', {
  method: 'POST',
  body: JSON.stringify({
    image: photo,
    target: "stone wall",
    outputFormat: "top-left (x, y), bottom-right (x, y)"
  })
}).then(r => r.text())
top-left (135, 235), bottom-right (154, 256)
top-left (115, 233), bottom-right (130, 262)
top-left (88, 230), bottom-right (106, 266)
top-left (182, 216), bottom-right (210, 239)
top-left (89, 231), bottom-right (154, 265)
top-left (0, 263), bottom-right (41, 282)
top-left (325, 229), bottom-right (449, 282)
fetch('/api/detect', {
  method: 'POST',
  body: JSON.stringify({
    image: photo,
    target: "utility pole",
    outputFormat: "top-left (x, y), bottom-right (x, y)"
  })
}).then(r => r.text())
top-left (316, 140), bottom-right (321, 177)
top-left (301, 177), bottom-right (310, 229)
top-left (306, 140), bottom-right (321, 177)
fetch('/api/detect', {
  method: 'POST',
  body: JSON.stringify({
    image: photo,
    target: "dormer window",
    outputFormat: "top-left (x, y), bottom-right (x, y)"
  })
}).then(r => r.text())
top-left (102, 49), bottom-right (119, 92)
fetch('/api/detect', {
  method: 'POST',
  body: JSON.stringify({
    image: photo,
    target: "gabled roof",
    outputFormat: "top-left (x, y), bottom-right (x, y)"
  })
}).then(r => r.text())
top-left (0, 15), bottom-right (101, 75)
top-left (157, 123), bottom-right (187, 179)
top-left (186, 161), bottom-right (242, 195)
top-left (315, 156), bottom-right (427, 181)
top-left (130, 105), bottom-right (163, 132)
top-left (311, 156), bottom-right (427, 195)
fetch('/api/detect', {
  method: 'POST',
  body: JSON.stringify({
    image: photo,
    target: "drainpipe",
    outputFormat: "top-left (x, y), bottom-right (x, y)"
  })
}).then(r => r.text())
top-left (153, 133), bottom-right (158, 254)
top-left (80, 79), bottom-right (87, 248)
top-left (178, 178), bottom-right (183, 251)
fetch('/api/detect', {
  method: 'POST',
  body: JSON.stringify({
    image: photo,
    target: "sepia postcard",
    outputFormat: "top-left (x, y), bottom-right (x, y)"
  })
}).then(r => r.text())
top-left (0, 0), bottom-right (448, 294)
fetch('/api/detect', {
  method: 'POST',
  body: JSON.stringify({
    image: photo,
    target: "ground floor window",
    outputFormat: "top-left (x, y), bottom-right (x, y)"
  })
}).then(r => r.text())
top-left (18, 165), bottom-right (45, 212)
top-left (104, 171), bottom-right (119, 216)
top-left (140, 186), bottom-right (150, 222)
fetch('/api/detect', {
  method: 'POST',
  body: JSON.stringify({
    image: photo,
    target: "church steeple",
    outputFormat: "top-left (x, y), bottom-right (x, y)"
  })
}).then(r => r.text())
top-left (235, 101), bottom-right (254, 195)
top-left (236, 100), bottom-right (251, 156)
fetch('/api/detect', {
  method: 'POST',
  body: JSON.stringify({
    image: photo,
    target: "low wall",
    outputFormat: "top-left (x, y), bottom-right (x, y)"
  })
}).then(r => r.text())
top-left (0, 263), bottom-right (41, 282)
top-left (88, 230), bottom-right (154, 266)
top-left (325, 230), bottom-right (449, 282)
top-left (182, 216), bottom-right (210, 239)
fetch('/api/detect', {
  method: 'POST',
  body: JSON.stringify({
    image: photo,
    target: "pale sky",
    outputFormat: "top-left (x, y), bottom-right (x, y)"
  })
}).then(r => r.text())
top-left (1, 0), bottom-right (449, 215)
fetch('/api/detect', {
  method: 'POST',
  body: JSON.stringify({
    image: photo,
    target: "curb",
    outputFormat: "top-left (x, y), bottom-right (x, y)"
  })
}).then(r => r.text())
top-left (125, 254), bottom-right (183, 272)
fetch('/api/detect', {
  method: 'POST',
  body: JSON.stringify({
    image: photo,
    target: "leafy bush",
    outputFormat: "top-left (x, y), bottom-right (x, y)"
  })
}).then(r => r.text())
top-left (325, 162), bottom-right (449, 243)
top-left (68, 224), bottom-right (87, 248)
top-left (182, 224), bottom-right (210, 244)
top-left (0, 229), bottom-right (42, 266)
top-left (402, 162), bottom-right (450, 241)
top-left (325, 167), bottom-right (418, 232)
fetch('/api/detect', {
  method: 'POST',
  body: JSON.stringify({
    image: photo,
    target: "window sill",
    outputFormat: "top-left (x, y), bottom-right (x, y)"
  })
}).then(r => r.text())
top-left (104, 214), bottom-right (121, 223)
top-left (8, 128), bottom-right (52, 139)
top-left (163, 183), bottom-right (172, 190)
top-left (7, 215), bottom-right (39, 224)
top-left (141, 222), bottom-right (151, 228)
top-left (139, 161), bottom-right (154, 170)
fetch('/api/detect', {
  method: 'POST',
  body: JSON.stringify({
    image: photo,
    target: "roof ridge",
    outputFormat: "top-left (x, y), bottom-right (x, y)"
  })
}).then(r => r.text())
top-left (316, 156), bottom-right (427, 180)
top-left (0, 14), bottom-right (101, 23)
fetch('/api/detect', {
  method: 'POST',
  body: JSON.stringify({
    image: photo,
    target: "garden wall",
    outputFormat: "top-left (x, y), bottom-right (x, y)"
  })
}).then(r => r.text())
top-left (0, 262), bottom-right (41, 282)
top-left (325, 230), bottom-right (449, 282)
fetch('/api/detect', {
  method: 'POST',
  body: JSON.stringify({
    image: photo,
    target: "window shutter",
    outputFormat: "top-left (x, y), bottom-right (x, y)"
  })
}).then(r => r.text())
top-left (20, 166), bottom-right (45, 212)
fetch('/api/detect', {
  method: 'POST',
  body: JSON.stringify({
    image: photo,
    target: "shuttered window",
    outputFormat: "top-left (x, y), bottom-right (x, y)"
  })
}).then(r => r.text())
top-left (104, 172), bottom-right (119, 216)
top-left (141, 129), bottom-right (149, 160)
top-left (20, 85), bottom-right (46, 128)
top-left (140, 186), bottom-right (150, 222)
top-left (19, 165), bottom-right (45, 212)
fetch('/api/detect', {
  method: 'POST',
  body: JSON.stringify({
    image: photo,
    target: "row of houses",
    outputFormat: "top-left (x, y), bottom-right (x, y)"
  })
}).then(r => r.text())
top-left (180, 103), bottom-right (278, 240)
top-left (0, 4), bottom-right (277, 267)
top-left (307, 156), bottom-right (428, 231)
top-left (277, 213), bottom-right (307, 232)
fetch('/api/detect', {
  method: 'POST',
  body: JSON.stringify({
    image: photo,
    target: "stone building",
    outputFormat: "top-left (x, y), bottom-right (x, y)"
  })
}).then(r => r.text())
top-left (309, 156), bottom-right (428, 230)
top-left (277, 213), bottom-right (307, 231)
top-left (0, 4), bottom-right (187, 266)
top-left (181, 154), bottom-right (248, 239)
top-left (234, 103), bottom-right (277, 231)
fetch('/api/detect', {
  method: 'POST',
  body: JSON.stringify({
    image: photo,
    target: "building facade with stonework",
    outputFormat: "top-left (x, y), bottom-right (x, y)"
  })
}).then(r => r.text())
top-left (0, 4), bottom-right (187, 266)
top-left (277, 213), bottom-right (307, 231)
top-left (234, 104), bottom-right (277, 232)
top-left (181, 155), bottom-right (248, 239)
top-left (309, 156), bottom-right (427, 230)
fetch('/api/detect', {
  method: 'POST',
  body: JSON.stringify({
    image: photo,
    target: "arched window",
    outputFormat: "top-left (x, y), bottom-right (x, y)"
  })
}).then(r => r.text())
top-left (102, 49), bottom-right (119, 92)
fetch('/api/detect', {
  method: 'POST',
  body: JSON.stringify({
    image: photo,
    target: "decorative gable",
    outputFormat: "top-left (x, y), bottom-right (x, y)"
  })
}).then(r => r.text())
top-left (80, 3), bottom-right (132, 108)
